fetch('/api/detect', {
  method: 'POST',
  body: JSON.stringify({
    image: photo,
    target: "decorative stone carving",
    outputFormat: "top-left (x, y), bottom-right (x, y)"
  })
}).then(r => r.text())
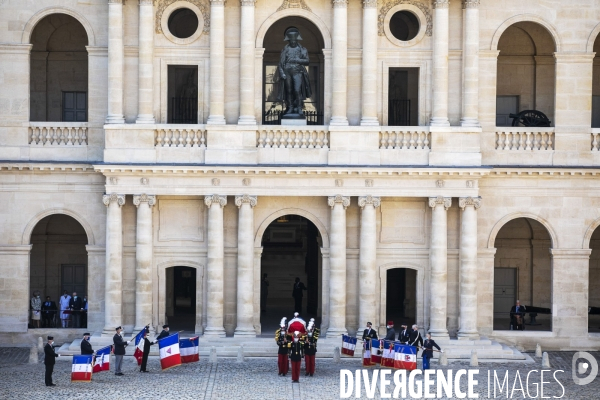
top-left (466, 180), bottom-right (475, 188)
top-left (141, 178), bottom-right (149, 185)
top-left (436, 180), bottom-right (444, 188)
top-left (102, 193), bottom-right (126, 207)
top-left (139, 0), bottom-right (153, 5)
top-left (242, 178), bottom-right (251, 186)
top-left (432, 0), bottom-right (450, 8)
top-left (378, 0), bottom-right (432, 36)
top-left (155, 0), bottom-right (210, 35)
top-left (335, 179), bottom-right (343, 187)
top-left (133, 194), bottom-right (157, 207)
top-left (363, 0), bottom-right (377, 7)
top-left (205, 195), bottom-right (227, 208)
top-left (277, 0), bottom-right (311, 11)
top-left (235, 195), bottom-right (258, 208)
top-left (459, 196), bottom-right (482, 210)
top-left (358, 196), bottom-right (381, 209)
top-left (462, 0), bottom-right (479, 8)
top-left (365, 179), bottom-right (374, 187)
top-left (212, 178), bottom-right (220, 186)
top-left (428, 196), bottom-right (452, 210)
top-left (328, 195), bottom-right (350, 209)
top-left (332, 0), bottom-right (348, 7)
top-left (240, 0), bottom-right (255, 5)
top-left (109, 177), bottom-right (118, 185)
top-left (108, 0), bottom-right (125, 4)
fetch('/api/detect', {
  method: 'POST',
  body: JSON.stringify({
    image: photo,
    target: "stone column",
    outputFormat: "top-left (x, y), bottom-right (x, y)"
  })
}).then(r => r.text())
top-left (460, 0), bottom-right (480, 127)
top-left (428, 196), bottom-right (451, 338)
top-left (330, 0), bottom-right (349, 126)
top-left (458, 196), bottom-right (481, 338)
top-left (136, 0), bottom-right (155, 123)
top-left (327, 195), bottom-right (350, 336)
top-left (358, 196), bottom-right (380, 328)
top-left (208, 0), bottom-right (226, 124)
top-left (234, 195), bottom-right (257, 336)
top-left (106, 0), bottom-right (125, 124)
top-left (204, 195), bottom-right (227, 337)
top-left (102, 193), bottom-right (125, 335)
top-left (238, 0), bottom-right (257, 125)
top-left (430, 0), bottom-right (450, 126)
top-left (133, 194), bottom-right (155, 332)
top-left (360, 0), bottom-right (379, 126)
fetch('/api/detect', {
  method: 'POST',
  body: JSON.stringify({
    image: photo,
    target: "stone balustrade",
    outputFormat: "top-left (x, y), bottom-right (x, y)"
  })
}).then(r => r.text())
top-left (155, 125), bottom-right (206, 147)
top-left (256, 127), bottom-right (329, 149)
top-left (29, 122), bottom-right (88, 146)
top-left (379, 128), bottom-right (431, 150)
top-left (591, 129), bottom-right (600, 151)
top-left (495, 127), bottom-right (554, 151)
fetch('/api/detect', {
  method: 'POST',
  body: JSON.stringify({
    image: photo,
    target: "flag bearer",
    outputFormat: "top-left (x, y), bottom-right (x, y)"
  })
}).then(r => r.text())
top-left (155, 324), bottom-right (170, 341)
top-left (44, 335), bottom-right (59, 387)
top-left (276, 317), bottom-right (289, 376)
top-left (304, 321), bottom-right (319, 376)
top-left (422, 333), bottom-right (442, 370)
top-left (289, 331), bottom-right (304, 383)
top-left (140, 326), bottom-right (154, 373)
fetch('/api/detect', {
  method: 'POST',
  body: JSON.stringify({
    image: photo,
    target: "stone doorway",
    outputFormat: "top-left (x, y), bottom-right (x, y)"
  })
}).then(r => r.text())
top-left (165, 266), bottom-right (197, 332)
top-left (388, 68), bottom-right (419, 126)
top-left (259, 215), bottom-right (322, 334)
top-left (385, 268), bottom-right (417, 332)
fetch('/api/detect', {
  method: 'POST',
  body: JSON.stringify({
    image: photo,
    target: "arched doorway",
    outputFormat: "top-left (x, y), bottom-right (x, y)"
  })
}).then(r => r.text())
top-left (496, 22), bottom-right (556, 126)
top-left (262, 17), bottom-right (325, 124)
top-left (30, 214), bottom-right (88, 328)
top-left (386, 268), bottom-right (417, 331)
top-left (493, 217), bottom-right (552, 331)
top-left (259, 215), bottom-right (322, 332)
top-left (592, 34), bottom-right (600, 128)
top-left (30, 14), bottom-right (89, 122)
top-left (589, 228), bottom-right (600, 332)
top-left (165, 266), bottom-right (197, 332)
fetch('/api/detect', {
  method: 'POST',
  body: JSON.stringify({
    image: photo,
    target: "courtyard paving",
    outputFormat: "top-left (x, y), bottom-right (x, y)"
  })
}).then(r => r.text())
top-left (0, 348), bottom-right (598, 399)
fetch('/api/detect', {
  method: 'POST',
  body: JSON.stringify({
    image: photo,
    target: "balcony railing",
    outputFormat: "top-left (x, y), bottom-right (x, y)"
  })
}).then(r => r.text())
top-left (379, 128), bottom-right (431, 150)
top-left (155, 125), bottom-right (206, 147)
top-left (29, 122), bottom-right (88, 145)
top-left (495, 127), bottom-right (554, 150)
top-left (591, 129), bottom-right (600, 151)
top-left (256, 127), bottom-right (329, 149)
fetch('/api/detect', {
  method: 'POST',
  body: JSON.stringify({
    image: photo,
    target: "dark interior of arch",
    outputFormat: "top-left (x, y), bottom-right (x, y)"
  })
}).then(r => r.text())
top-left (589, 228), bottom-right (600, 331)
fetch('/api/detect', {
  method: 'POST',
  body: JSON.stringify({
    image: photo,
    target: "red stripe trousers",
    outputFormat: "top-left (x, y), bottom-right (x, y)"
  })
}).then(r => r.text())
top-left (278, 354), bottom-right (289, 375)
top-left (305, 355), bottom-right (315, 374)
top-left (291, 360), bottom-right (301, 381)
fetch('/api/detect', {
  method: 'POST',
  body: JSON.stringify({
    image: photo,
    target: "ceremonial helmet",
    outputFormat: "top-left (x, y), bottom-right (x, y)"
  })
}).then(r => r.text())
top-left (283, 26), bottom-right (303, 41)
top-left (280, 317), bottom-right (287, 329)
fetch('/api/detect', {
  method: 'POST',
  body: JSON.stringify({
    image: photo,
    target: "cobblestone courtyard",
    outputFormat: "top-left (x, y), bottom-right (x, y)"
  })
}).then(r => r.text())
top-left (0, 349), bottom-right (598, 399)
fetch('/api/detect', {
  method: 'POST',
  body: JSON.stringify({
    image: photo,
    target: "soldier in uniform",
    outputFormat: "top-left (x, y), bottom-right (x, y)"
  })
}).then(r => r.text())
top-left (80, 332), bottom-right (93, 355)
top-left (275, 317), bottom-right (290, 376)
top-left (289, 331), bottom-right (304, 383)
top-left (398, 325), bottom-right (410, 344)
top-left (44, 335), bottom-right (59, 387)
top-left (155, 324), bottom-right (170, 342)
top-left (304, 320), bottom-right (319, 376)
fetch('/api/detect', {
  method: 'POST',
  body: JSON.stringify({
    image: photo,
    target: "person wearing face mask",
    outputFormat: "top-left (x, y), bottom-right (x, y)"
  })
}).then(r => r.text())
top-left (303, 321), bottom-right (319, 377)
top-left (81, 295), bottom-right (88, 328)
top-left (398, 325), bottom-right (410, 344)
top-left (59, 291), bottom-right (71, 328)
top-left (30, 292), bottom-right (42, 328)
top-left (384, 320), bottom-right (396, 341)
top-left (41, 296), bottom-right (57, 328)
top-left (69, 292), bottom-right (83, 328)
top-left (155, 324), bottom-right (170, 342)
top-left (80, 332), bottom-right (93, 355)
top-left (275, 318), bottom-right (290, 376)
top-left (44, 335), bottom-right (60, 386)
top-left (288, 331), bottom-right (304, 383)
top-left (113, 326), bottom-right (130, 376)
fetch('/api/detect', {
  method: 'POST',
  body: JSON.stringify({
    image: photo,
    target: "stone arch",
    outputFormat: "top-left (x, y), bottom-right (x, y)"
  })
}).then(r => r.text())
top-left (583, 217), bottom-right (600, 249)
top-left (156, 260), bottom-right (205, 333)
top-left (254, 208), bottom-right (329, 248)
top-left (487, 212), bottom-right (558, 249)
top-left (490, 14), bottom-right (561, 52)
top-left (22, 208), bottom-right (95, 246)
top-left (587, 22), bottom-right (600, 53)
top-left (255, 9), bottom-right (332, 49)
top-left (22, 6), bottom-right (96, 46)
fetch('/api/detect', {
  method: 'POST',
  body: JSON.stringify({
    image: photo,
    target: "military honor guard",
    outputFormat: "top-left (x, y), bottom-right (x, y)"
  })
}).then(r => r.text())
top-left (44, 335), bottom-right (59, 387)
top-left (304, 319), bottom-right (319, 376)
top-left (80, 332), bottom-right (93, 355)
top-left (276, 317), bottom-right (290, 376)
top-left (289, 331), bottom-right (304, 383)
top-left (422, 333), bottom-right (443, 370)
top-left (398, 325), bottom-right (410, 344)
top-left (113, 326), bottom-right (130, 376)
top-left (140, 326), bottom-right (154, 373)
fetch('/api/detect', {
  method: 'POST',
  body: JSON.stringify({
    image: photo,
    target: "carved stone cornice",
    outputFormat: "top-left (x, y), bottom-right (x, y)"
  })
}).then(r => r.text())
top-left (328, 195), bottom-right (351, 209)
top-left (139, 0), bottom-right (154, 5)
top-left (363, 0), bottom-right (377, 8)
top-left (210, 0), bottom-right (226, 4)
top-left (108, 0), bottom-right (126, 4)
top-left (462, 0), bottom-right (479, 8)
top-left (156, 0), bottom-right (210, 35)
top-left (133, 194), bottom-right (156, 207)
top-left (205, 195), bottom-right (227, 208)
top-left (432, 0), bottom-right (449, 8)
top-left (332, 0), bottom-right (348, 8)
top-left (379, 1), bottom-right (432, 37)
top-left (240, 0), bottom-right (255, 5)
top-left (428, 196), bottom-right (452, 210)
top-left (458, 196), bottom-right (481, 210)
top-left (234, 194), bottom-right (257, 208)
top-left (358, 196), bottom-right (381, 209)
top-left (277, 0), bottom-right (311, 12)
top-left (102, 193), bottom-right (126, 207)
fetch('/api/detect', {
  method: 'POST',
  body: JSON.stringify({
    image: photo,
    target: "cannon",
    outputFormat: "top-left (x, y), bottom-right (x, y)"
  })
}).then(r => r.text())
top-left (523, 305), bottom-right (551, 326)
top-left (509, 110), bottom-right (552, 127)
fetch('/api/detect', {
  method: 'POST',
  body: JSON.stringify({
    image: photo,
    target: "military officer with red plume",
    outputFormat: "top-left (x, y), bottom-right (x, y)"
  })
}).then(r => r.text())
top-left (304, 319), bottom-right (319, 376)
top-left (289, 331), bottom-right (304, 383)
top-left (275, 317), bottom-right (290, 376)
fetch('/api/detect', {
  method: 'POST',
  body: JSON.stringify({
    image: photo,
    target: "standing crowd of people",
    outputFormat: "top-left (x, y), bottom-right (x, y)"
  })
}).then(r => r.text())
top-left (31, 290), bottom-right (87, 328)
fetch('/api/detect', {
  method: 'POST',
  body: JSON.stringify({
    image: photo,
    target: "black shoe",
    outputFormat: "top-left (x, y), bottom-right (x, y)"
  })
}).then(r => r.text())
top-left (310, 374), bottom-right (313, 376)
top-left (292, 380), bottom-right (299, 383)
top-left (305, 372), bottom-right (309, 376)
top-left (117, 373), bottom-right (124, 376)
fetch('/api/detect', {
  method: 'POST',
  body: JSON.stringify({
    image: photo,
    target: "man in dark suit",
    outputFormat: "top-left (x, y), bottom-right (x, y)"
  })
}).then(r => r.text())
top-left (80, 332), bottom-right (93, 355)
top-left (384, 321), bottom-right (396, 341)
top-left (41, 296), bottom-right (57, 328)
top-left (292, 278), bottom-right (307, 314)
top-left (422, 333), bottom-right (442, 370)
top-left (398, 325), bottom-right (410, 344)
top-left (510, 300), bottom-right (526, 330)
top-left (155, 324), bottom-right (170, 342)
top-left (408, 324), bottom-right (423, 349)
top-left (113, 326), bottom-right (130, 376)
top-left (44, 336), bottom-right (59, 386)
top-left (362, 321), bottom-right (378, 341)
top-left (69, 292), bottom-right (83, 328)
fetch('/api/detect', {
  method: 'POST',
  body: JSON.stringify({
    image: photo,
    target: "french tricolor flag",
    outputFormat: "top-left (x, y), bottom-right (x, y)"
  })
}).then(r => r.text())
top-left (341, 335), bottom-right (357, 356)
top-left (381, 340), bottom-right (395, 368)
top-left (370, 339), bottom-right (383, 364)
top-left (92, 345), bottom-right (111, 373)
top-left (133, 327), bottom-right (147, 366)
top-left (179, 337), bottom-right (199, 363)
top-left (159, 332), bottom-right (181, 370)
top-left (71, 355), bottom-right (93, 382)
top-left (393, 343), bottom-right (417, 371)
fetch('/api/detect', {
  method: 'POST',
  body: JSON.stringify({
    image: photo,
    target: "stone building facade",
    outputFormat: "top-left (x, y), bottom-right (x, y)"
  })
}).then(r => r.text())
top-left (1, 0), bottom-right (600, 350)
